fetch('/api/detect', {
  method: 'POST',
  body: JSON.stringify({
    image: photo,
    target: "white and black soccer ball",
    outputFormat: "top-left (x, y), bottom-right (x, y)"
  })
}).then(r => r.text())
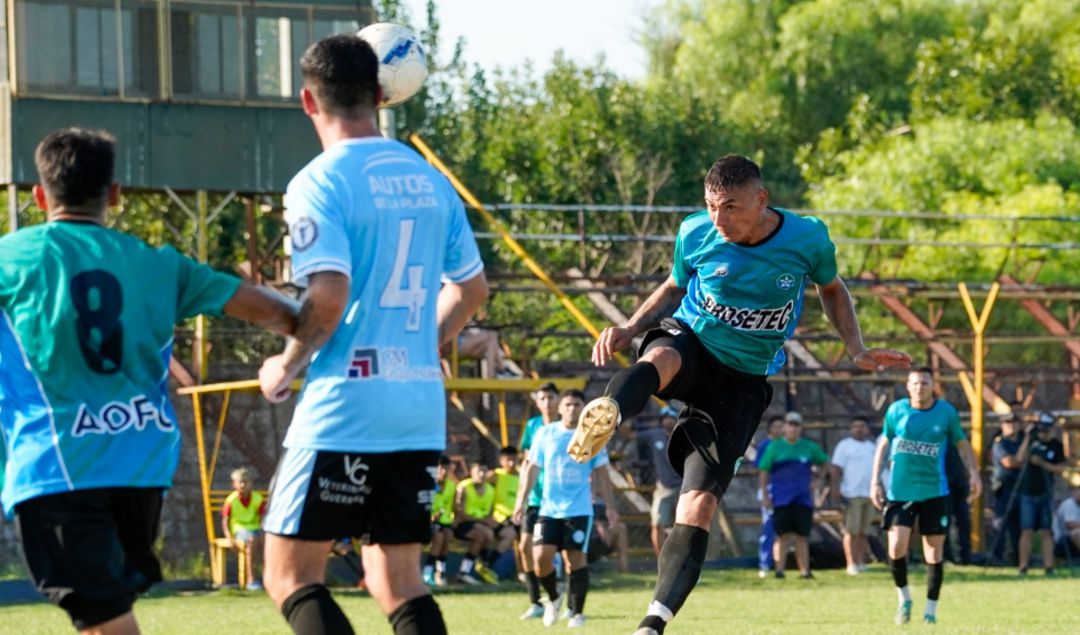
top-left (357, 22), bottom-right (428, 107)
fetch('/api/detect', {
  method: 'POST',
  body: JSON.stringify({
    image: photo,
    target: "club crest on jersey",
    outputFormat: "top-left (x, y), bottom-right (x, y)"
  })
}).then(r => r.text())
top-left (348, 348), bottom-right (380, 379)
top-left (289, 217), bottom-right (318, 252)
top-left (713, 263), bottom-right (730, 278)
top-left (775, 273), bottom-right (796, 290)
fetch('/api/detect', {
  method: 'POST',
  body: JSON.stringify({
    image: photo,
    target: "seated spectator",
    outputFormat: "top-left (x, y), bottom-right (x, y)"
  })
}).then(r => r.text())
top-left (491, 447), bottom-right (523, 576)
top-left (454, 461), bottom-right (499, 584)
top-left (456, 326), bottom-right (523, 379)
top-left (1053, 486), bottom-right (1080, 561)
top-left (424, 455), bottom-right (456, 587)
top-left (589, 498), bottom-right (630, 573)
top-left (829, 416), bottom-right (877, 574)
top-left (221, 467), bottom-right (267, 591)
top-left (639, 406), bottom-right (682, 557)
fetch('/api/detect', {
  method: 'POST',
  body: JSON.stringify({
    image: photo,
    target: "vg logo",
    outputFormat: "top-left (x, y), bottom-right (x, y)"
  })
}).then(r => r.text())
top-left (343, 456), bottom-right (370, 486)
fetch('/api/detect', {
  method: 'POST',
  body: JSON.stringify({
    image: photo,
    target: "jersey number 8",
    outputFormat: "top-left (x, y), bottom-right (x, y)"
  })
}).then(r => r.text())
top-left (70, 270), bottom-right (124, 374)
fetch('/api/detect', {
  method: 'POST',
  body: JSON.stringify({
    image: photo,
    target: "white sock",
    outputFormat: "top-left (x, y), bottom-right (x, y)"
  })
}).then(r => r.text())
top-left (897, 586), bottom-right (911, 603)
top-left (436, 560), bottom-right (446, 573)
top-left (646, 601), bottom-right (674, 623)
top-left (460, 557), bottom-right (475, 574)
top-left (423, 564), bottom-right (433, 576)
top-left (925, 599), bottom-right (938, 615)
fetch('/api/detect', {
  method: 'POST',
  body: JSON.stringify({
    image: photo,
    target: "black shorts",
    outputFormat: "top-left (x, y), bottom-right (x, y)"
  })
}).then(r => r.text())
top-left (15, 487), bottom-right (164, 630)
top-left (639, 318), bottom-right (774, 498)
top-left (263, 448), bottom-right (439, 544)
top-left (883, 496), bottom-right (951, 535)
top-left (773, 504), bottom-right (813, 537)
top-left (453, 520), bottom-right (494, 540)
top-left (431, 522), bottom-right (453, 535)
top-left (496, 518), bottom-right (519, 534)
top-left (534, 515), bottom-right (593, 553)
top-left (521, 505), bottom-right (541, 535)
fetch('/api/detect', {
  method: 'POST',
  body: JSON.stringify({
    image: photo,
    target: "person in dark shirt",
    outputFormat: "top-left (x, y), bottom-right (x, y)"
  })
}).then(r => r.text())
top-left (989, 412), bottom-right (1028, 563)
top-left (942, 443), bottom-right (971, 564)
top-left (639, 407), bottom-right (683, 556)
top-left (1018, 413), bottom-right (1068, 575)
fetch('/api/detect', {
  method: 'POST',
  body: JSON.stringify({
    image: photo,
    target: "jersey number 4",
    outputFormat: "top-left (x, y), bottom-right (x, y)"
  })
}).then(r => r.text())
top-left (71, 270), bottom-right (124, 374)
top-left (379, 218), bottom-right (426, 332)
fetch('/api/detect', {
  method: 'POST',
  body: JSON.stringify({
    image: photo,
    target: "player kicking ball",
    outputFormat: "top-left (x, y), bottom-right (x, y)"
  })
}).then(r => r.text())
top-left (565, 155), bottom-right (910, 634)
top-left (514, 389), bottom-right (618, 628)
top-left (871, 368), bottom-right (981, 626)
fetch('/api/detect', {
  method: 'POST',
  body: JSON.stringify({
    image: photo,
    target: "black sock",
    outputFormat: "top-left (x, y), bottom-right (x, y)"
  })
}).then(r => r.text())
top-left (605, 362), bottom-right (661, 421)
top-left (388, 594), bottom-right (447, 635)
top-left (639, 523), bottom-right (709, 631)
top-left (526, 571), bottom-right (541, 604)
top-left (889, 556), bottom-right (908, 589)
top-left (281, 584), bottom-right (355, 635)
top-left (926, 561), bottom-right (944, 601)
top-left (640, 615), bottom-right (668, 634)
top-left (482, 548), bottom-right (499, 564)
top-left (568, 567), bottom-right (590, 615)
top-left (424, 554), bottom-right (436, 567)
top-left (539, 571), bottom-right (559, 601)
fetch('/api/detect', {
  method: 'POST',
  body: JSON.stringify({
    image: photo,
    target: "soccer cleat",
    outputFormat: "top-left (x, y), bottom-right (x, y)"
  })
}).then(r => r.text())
top-left (543, 594), bottom-right (564, 627)
top-left (457, 572), bottom-right (482, 586)
top-left (633, 629), bottom-right (660, 635)
top-left (846, 565), bottom-right (860, 576)
top-left (774, 570), bottom-right (785, 579)
top-left (895, 600), bottom-right (912, 625)
top-left (520, 603), bottom-right (545, 620)
top-left (923, 614), bottom-right (937, 625)
top-left (475, 562), bottom-right (499, 584)
top-left (562, 607), bottom-right (574, 620)
top-left (246, 580), bottom-right (264, 591)
top-left (568, 397), bottom-right (621, 463)
top-left (567, 613), bottom-right (587, 628)
top-left (422, 571), bottom-right (436, 587)
top-left (799, 572), bottom-right (815, 580)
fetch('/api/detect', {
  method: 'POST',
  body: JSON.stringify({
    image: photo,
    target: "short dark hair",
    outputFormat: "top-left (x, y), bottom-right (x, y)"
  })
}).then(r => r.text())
top-left (300, 34), bottom-right (379, 116)
top-left (470, 460), bottom-right (490, 470)
top-left (767, 415), bottom-right (784, 425)
top-left (535, 382), bottom-right (558, 395)
top-left (499, 446), bottom-right (518, 457)
top-left (913, 366), bottom-right (934, 377)
top-left (705, 155), bottom-right (762, 192)
top-left (438, 455), bottom-right (452, 467)
top-left (852, 416), bottom-right (870, 425)
top-left (561, 388), bottom-right (586, 402)
top-left (34, 128), bottom-right (115, 211)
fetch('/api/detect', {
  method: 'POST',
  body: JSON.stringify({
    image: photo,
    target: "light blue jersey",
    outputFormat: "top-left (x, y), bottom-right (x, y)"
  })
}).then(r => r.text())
top-left (530, 423), bottom-right (609, 518)
top-left (671, 208), bottom-right (837, 375)
top-left (282, 137), bottom-right (483, 453)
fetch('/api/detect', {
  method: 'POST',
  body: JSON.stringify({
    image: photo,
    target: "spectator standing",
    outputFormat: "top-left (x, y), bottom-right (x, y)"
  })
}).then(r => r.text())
top-left (829, 416), bottom-right (877, 575)
top-left (221, 467), bottom-right (268, 590)
top-left (990, 411), bottom-right (1028, 563)
top-left (1018, 413), bottom-right (1067, 575)
top-left (754, 415), bottom-right (785, 577)
top-left (943, 442), bottom-right (972, 565)
top-left (1053, 487), bottom-right (1080, 562)
top-left (759, 414), bottom-right (830, 579)
top-left (639, 406), bottom-right (683, 556)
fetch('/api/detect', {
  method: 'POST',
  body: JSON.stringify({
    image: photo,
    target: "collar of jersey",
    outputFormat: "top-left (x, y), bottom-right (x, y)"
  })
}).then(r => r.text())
top-left (736, 207), bottom-right (786, 248)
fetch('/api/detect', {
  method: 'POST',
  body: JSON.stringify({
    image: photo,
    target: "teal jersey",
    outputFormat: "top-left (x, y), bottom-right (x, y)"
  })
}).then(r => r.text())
top-left (671, 208), bottom-right (837, 375)
top-left (0, 222), bottom-right (240, 517)
top-left (883, 398), bottom-right (965, 502)
top-left (521, 415), bottom-right (545, 507)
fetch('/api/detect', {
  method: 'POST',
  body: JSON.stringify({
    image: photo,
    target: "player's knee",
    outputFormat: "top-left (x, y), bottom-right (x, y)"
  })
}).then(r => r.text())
top-left (640, 346), bottom-right (682, 379)
top-left (675, 490), bottom-right (717, 528)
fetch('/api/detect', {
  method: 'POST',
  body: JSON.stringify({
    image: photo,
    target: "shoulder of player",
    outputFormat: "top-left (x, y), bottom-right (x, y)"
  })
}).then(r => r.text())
top-left (775, 208), bottom-right (832, 241)
top-left (678, 210), bottom-right (712, 240)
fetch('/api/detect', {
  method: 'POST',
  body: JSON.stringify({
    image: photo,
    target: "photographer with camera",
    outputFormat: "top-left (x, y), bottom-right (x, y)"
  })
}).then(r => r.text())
top-left (1017, 413), bottom-right (1067, 575)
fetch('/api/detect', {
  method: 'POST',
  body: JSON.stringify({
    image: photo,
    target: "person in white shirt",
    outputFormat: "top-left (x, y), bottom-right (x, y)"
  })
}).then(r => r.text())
top-left (830, 416), bottom-right (878, 575)
top-left (1053, 487), bottom-right (1080, 561)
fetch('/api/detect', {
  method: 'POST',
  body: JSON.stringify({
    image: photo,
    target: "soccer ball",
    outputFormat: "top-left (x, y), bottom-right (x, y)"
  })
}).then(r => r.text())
top-left (357, 23), bottom-right (428, 107)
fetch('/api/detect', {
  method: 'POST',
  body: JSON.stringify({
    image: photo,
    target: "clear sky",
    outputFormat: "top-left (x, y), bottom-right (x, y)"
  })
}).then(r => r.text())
top-left (400, 0), bottom-right (658, 79)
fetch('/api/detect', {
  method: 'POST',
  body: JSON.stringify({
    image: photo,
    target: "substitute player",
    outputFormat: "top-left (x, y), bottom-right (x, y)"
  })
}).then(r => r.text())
top-left (423, 456), bottom-right (456, 587)
top-left (566, 155), bottom-right (911, 635)
top-left (870, 368), bottom-right (981, 625)
top-left (513, 389), bottom-right (619, 629)
top-left (1, 128), bottom-right (299, 635)
top-left (517, 381), bottom-right (560, 619)
top-left (257, 35), bottom-right (488, 635)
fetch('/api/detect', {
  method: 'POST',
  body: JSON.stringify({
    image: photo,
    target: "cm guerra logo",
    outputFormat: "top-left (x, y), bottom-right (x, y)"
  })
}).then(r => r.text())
top-left (348, 348), bottom-right (379, 379)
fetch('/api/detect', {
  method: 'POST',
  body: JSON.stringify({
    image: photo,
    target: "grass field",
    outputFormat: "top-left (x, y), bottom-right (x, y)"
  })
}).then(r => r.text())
top-left (0, 566), bottom-right (1076, 634)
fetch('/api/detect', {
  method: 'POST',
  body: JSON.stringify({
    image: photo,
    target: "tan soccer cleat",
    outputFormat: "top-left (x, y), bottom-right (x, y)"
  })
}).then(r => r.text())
top-left (567, 397), bottom-right (621, 463)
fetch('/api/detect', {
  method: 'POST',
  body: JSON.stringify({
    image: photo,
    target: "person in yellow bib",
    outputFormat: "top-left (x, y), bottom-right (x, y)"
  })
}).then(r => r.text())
top-left (221, 467), bottom-right (268, 591)
top-left (424, 456), bottom-right (456, 587)
top-left (453, 462), bottom-right (497, 584)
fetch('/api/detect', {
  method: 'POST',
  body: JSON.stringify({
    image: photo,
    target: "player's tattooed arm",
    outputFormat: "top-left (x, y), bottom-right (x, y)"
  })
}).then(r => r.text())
top-left (817, 277), bottom-right (911, 371)
top-left (258, 271), bottom-right (349, 402)
top-left (623, 275), bottom-right (686, 336)
top-left (223, 283), bottom-right (300, 336)
top-left (437, 271), bottom-right (490, 348)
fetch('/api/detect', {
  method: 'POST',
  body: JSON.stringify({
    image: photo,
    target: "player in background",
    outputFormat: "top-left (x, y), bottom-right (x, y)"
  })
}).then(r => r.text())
top-left (870, 368), bottom-right (981, 625)
top-left (513, 389), bottom-right (619, 629)
top-left (257, 35), bottom-right (488, 635)
top-left (423, 456), bottom-right (456, 587)
top-left (517, 381), bottom-right (560, 619)
top-left (221, 467), bottom-right (269, 590)
top-left (565, 155), bottom-right (911, 635)
top-left (453, 461), bottom-right (499, 585)
top-left (492, 447), bottom-right (523, 566)
top-left (1, 128), bottom-right (299, 635)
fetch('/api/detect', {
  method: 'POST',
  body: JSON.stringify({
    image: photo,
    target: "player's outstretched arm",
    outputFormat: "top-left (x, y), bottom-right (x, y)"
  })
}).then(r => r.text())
top-left (512, 463), bottom-right (540, 525)
top-left (816, 277), bottom-right (912, 371)
top-left (955, 439), bottom-right (983, 503)
top-left (436, 272), bottom-right (490, 349)
top-left (592, 275), bottom-right (686, 366)
top-left (258, 271), bottom-right (350, 402)
top-left (223, 283), bottom-right (301, 337)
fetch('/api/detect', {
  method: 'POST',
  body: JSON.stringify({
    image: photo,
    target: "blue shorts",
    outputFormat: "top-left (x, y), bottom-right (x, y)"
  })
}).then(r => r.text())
top-left (1019, 494), bottom-right (1052, 531)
